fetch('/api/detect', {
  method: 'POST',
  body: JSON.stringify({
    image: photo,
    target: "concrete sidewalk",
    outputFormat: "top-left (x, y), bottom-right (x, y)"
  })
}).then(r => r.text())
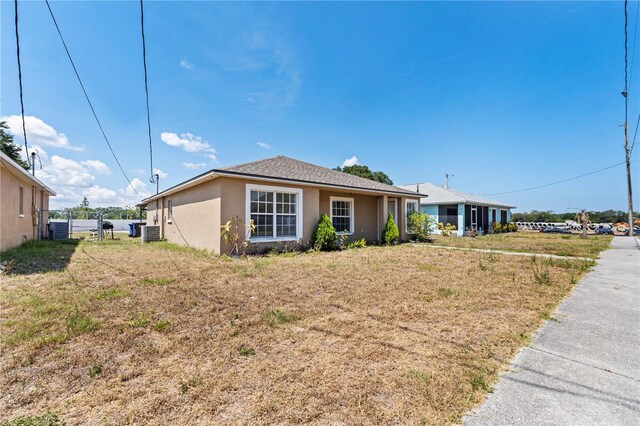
top-left (465, 236), bottom-right (640, 426)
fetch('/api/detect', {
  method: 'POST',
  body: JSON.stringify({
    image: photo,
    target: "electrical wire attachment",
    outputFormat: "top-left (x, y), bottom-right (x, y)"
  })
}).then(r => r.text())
top-left (44, 0), bottom-right (142, 198)
top-left (139, 0), bottom-right (155, 184)
top-left (14, 0), bottom-right (31, 167)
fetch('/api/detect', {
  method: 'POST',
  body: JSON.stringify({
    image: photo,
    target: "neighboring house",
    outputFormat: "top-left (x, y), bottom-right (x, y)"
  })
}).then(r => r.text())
top-left (397, 182), bottom-right (515, 236)
top-left (1, 151), bottom-right (56, 251)
top-left (139, 156), bottom-right (423, 253)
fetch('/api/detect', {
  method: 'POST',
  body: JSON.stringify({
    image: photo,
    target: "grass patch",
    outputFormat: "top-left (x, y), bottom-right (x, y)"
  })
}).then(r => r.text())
top-left (0, 239), bottom-right (80, 275)
top-left (468, 369), bottom-right (492, 393)
top-left (406, 369), bottom-right (431, 383)
top-left (179, 377), bottom-right (202, 393)
top-left (532, 260), bottom-right (551, 285)
top-left (238, 346), bottom-right (256, 356)
top-left (66, 306), bottom-right (100, 336)
top-left (0, 236), bottom-right (610, 424)
top-left (5, 412), bottom-right (64, 426)
top-left (96, 288), bottom-right (129, 300)
top-left (437, 287), bottom-right (468, 298)
top-left (261, 308), bottom-right (301, 327)
top-left (128, 312), bottom-right (151, 328)
top-left (139, 277), bottom-right (174, 286)
top-left (152, 320), bottom-right (172, 332)
top-left (428, 232), bottom-right (612, 258)
top-left (416, 263), bottom-right (440, 272)
top-left (89, 364), bottom-right (103, 378)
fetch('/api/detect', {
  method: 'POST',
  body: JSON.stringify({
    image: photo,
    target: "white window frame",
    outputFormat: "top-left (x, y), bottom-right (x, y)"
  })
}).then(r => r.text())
top-left (330, 196), bottom-right (355, 235)
top-left (18, 186), bottom-right (25, 217)
top-left (245, 184), bottom-right (303, 242)
top-left (405, 199), bottom-right (419, 233)
top-left (167, 200), bottom-right (173, 223)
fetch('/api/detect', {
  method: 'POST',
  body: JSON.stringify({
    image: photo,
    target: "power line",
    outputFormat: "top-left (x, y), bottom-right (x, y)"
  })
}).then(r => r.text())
top-left (14, 0), bottom-right (31, 167)
top-left (631, 112), bottom-right (639, 154)
top-left (629, 0), bottom-right (639, 87)
top-left (44, 0), bottom-right (142, 198)
top-left (481, 162), bottom-right (626, 196)
top-left (139, 0), bottom-right (155, 184)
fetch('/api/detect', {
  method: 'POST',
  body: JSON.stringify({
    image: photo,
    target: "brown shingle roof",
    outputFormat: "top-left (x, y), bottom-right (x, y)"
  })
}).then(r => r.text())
top-left (140, 155), bottom-right (422, 204)
top-left (218, 156), bottom-right (421, 196)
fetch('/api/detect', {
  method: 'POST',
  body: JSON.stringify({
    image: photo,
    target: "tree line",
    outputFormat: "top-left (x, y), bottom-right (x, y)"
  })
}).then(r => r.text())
top-left (49, 197), bottom-right (142, 220)
top-left (511, 210), bottom-right (638, 224)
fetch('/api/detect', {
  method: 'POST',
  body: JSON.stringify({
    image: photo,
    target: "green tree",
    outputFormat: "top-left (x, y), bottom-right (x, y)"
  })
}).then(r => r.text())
top-left (381, 213), bottom-right (399, 244)
top-left (408, 211), bottom-right (433, 242)
top-left (334, 164), bottom-right (393, 185)
top-left (0, 120), bottom-right (29, 170)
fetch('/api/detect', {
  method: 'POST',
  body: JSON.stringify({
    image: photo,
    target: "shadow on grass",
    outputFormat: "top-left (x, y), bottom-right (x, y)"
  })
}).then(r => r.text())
top-left (0, 239), bottom-right (81, 275)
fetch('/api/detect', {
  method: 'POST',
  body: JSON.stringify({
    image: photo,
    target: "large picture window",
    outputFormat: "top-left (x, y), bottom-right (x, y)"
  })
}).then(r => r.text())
top-left (330, 196), bottom-right (354, 234)
top-left (246, 184), bottom-right (302, 241)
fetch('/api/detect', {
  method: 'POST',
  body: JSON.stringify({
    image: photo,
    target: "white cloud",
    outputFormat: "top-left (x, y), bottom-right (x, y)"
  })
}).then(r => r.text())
top-left (80, 159), bottom-right (111, 174)
top-left (152, 168), bottom-right (168, 179)
top-left (160, 132), bottom-right (217, 154)
top-left (206, 153), bottom-right (218, 163)
top-left (341, 156), bottom-right (359, 167)
top-left (131, 168), bottom-right (146, 177)
top-left (39, 155), bottom-right (96, 187)
top-left (182, 162), bottom-right (207, 170)
top-left (180, 59), bottom-right (193, 70)
top-left (257, 141), bottom-right (271, 149)
top-left (83, 185), bottom-right (117, 202)
top-left (2, 115), bottom-right (84, 151)
top-left (4, 116), bottom-right (152, 209)
top-left (119, 178), bottom-right (151, 202)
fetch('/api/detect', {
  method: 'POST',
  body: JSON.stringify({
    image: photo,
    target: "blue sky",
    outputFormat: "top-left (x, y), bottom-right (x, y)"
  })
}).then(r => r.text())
top-left (1, 1), bottom-right (638, 212)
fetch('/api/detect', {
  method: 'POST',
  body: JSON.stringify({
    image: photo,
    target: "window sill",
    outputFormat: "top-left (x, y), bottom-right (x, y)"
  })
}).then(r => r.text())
top-left (336, 232), bottom-right (353, 236)
top-left (248, 237), bottom-right (301, 243)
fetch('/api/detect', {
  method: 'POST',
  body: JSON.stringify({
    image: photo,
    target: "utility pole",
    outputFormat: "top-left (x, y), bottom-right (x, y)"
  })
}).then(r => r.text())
top-left (445, 173), bottom-right (454, 188)
top-left (31, 152), bottom-right (36, 175)
top-left (154, 173), bottom-right (160, 194)
top-left (624, 0), bottom-right (635, 236)
top-left (580, 209), bottom-right (589, 240)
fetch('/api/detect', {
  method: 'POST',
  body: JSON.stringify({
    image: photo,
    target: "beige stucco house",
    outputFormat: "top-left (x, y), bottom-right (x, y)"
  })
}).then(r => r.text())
top-left (1, 151), bottom-right (56, 251)
top-left (140, 156), bottom-right (423, 254)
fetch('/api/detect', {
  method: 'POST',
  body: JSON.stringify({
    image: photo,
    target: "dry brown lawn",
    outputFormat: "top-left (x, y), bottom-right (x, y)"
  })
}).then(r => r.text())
top-left (0, 237), bottom-right (600, 425)
top-left (428, 232), bottom-right (612, 258)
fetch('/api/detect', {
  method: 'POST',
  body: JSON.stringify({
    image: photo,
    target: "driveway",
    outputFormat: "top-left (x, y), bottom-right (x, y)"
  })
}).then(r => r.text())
top-left (465, 236), bottom-right (640, 425)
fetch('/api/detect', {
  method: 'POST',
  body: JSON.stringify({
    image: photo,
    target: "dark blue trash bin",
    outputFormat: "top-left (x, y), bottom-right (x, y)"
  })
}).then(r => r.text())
top-left (128, 223), bottom-right (135, 237)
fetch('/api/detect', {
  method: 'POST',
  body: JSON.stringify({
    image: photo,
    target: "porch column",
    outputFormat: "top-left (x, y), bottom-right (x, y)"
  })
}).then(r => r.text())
top-left (458, 203), bottom-right (465, 236)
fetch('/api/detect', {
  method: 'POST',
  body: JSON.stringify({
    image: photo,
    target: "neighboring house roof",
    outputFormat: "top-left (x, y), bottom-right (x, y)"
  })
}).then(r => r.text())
top-left (0, 151), bottom-right (56, 196)
top-left (397, 182), bottom-right (515, 209)
top-left (141, 155), bottom-right (423, 204)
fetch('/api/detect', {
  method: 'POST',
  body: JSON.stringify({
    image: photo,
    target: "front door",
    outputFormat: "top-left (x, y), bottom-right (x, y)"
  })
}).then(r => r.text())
top-left (471, 205), bottom-right (478, 230)
top-left (387, 199), bottom-right (398, 224)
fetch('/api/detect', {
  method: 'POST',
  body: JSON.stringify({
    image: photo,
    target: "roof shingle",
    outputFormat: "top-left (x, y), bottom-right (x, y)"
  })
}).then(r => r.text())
top-left (218, 156), bottom-right (422, 196)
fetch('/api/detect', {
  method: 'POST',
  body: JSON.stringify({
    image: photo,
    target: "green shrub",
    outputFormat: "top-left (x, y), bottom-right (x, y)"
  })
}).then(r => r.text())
top-left (408, 212), bottom-right (433, 242)
top-left (311, 213), bottom-right (338, 251)
top-left (381, 213), bottom-right (400, 245)
top-left (346, 238), bottom-right (367, 249)
top-left (437, 222), bottom-right (457, 236)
